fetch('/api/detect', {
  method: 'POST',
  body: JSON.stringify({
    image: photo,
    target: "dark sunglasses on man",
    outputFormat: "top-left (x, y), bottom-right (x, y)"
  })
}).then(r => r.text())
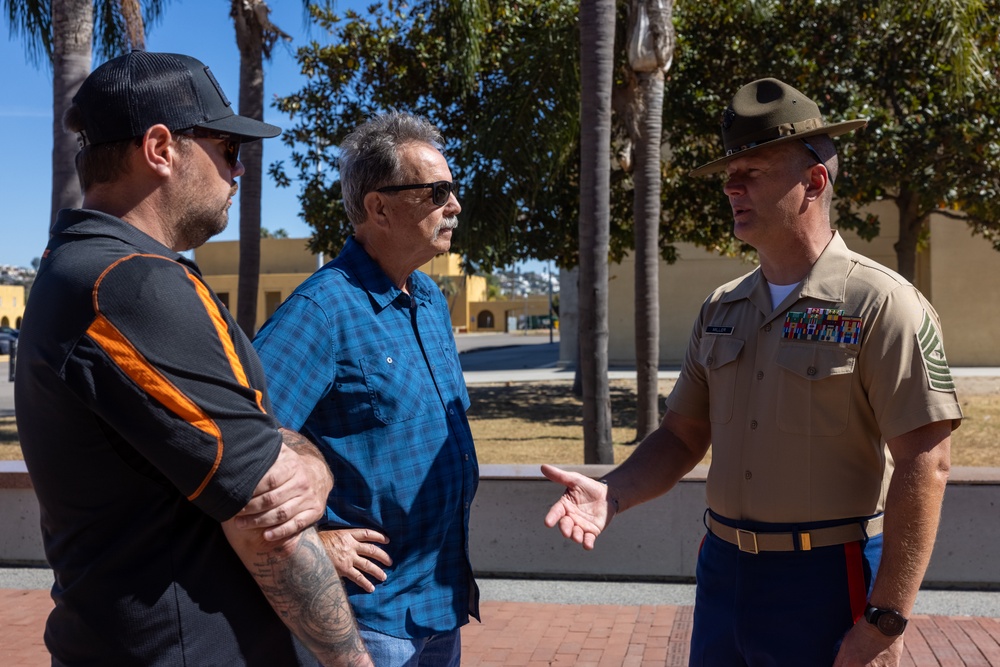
top-left (176, 127), bottom-right (241, 168)
top-left (376, 180), bottom-right (458, 207)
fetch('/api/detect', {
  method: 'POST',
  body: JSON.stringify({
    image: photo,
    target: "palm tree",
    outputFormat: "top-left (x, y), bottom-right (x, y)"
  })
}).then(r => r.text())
top-left (625, 0), bottom-right (674, 442)
top-left (50, 0), bottom-right (93, 232)
top-left (4, 0), bottom-right (163, 234)
top-left (230, 0), bottom-right (290, 336)
top-left (578, 0), bottom-right (616, 464)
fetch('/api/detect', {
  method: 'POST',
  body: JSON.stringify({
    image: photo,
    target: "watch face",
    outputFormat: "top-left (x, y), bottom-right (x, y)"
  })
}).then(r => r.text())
top-left (877, 611), bottom-right (906, 636)
top-left (866, 607), bottom-right (908, 637)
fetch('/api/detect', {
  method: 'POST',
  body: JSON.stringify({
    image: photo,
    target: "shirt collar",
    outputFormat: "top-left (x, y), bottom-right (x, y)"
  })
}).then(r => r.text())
top-left (339, 236), bottom-right (432, 310)
top-left (52, 208), bottom-right (198, 272)
top-left (721, 230), bottom-right (851, 309)
top-left (798, 230), bottom-right (852, 303)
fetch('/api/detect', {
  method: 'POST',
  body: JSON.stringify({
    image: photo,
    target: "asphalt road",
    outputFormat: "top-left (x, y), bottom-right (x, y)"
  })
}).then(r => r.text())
top-left (459, 338), bottom-right (560, 372)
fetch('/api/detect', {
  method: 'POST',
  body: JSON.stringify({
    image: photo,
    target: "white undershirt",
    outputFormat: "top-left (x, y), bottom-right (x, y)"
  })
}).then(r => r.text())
top-left (768, 281), bottom-right (799, 312)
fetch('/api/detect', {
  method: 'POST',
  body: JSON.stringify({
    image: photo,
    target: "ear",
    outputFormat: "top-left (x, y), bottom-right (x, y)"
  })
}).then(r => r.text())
top-left (804, 163), bottom-right (829, 201)
top-left (363, 191), bottom-right (393, 231)
top-left (138, 124), bottom-right (176, 177)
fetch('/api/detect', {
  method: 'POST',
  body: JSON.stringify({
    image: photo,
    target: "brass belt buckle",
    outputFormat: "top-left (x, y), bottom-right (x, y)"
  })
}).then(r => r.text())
top-left (736, 529), bottom-right (759, 554)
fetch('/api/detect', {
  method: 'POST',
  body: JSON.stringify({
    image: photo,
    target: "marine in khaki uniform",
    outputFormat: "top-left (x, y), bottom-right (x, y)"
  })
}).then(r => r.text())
top-left (542, 78), bottom-right (962, 667)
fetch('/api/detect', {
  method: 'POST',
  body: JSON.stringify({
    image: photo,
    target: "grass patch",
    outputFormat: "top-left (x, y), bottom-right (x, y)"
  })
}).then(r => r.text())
top-left (2, 377), bottom-right (998, 466)
top-left (0, 416), bottom-right (19, 460)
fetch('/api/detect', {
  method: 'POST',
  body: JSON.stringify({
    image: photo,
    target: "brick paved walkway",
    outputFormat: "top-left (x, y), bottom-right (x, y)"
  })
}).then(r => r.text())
top-left (5, 589), bottom-right (1000, 665)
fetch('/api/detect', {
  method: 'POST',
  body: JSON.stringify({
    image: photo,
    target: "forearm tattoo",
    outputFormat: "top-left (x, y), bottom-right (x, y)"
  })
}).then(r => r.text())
top-left (246, 527), bottom-right (370, 665)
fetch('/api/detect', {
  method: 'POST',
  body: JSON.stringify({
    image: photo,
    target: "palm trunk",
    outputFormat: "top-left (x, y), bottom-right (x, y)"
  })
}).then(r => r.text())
top-left (578, 0), bottom-right (616, 464)
top-left (632, 69), bottom-right (664, 442)
top-left (50, 0), bottom-right (92, 233)
top-left (234, 7), bottom-right (266, 336)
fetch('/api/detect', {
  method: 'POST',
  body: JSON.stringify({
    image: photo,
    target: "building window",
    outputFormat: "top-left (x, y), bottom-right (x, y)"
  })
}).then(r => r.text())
top-left (265, 291), bottom-right (282, 319)
top-left (477, 310), bottom-right (495, 329)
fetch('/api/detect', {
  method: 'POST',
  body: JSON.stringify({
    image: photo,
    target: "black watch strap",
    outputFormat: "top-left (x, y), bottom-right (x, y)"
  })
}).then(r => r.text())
top-left (864, 604), bottom-right (908, 636)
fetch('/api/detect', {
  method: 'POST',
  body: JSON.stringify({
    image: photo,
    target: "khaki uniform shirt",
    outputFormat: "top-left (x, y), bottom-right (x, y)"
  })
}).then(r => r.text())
top-left (667, 232), bottom-right (963, 524)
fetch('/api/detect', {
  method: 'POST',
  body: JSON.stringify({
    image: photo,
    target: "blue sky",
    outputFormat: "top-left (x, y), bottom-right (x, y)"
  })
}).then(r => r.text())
top-left (1, 0), bottom-right (547, 275)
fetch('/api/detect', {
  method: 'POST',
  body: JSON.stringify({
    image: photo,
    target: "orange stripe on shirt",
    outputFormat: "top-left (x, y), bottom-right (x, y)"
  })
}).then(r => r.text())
top-left (185, 272), bottom-right (266, 413)
top-left (87, 314), bottom-right (224, 502)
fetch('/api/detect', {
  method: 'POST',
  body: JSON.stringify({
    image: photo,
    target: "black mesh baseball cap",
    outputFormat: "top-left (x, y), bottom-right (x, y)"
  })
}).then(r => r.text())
top-left (72, 50), bottom-right (281, 146)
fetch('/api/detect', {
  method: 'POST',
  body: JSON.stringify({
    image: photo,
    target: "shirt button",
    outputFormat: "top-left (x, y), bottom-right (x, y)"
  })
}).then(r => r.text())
top-left (756, 371), bottom-right (764, 380)
top-left (807, 366), bottom-right (817, 376)
top-left (386, 357), bottom-right (393, 364)
top-left (464, 502), bottom-right (470, 509)
top-left (745, 470), bottom-right (752, 480)
top-left (448, 408), bottom-right (455, 415)
top-left (706, 356), bottom-right (714, 365)
top-left (464, 454), bottom-right (469, 461)
top-left (750, 420), bottom-right (758, 430)
top-left (764, 324), bottom-right (772, 332)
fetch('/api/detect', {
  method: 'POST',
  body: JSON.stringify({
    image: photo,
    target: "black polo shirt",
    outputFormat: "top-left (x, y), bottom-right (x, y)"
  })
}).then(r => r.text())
top-left (15, 209), bottom-right (314, 665)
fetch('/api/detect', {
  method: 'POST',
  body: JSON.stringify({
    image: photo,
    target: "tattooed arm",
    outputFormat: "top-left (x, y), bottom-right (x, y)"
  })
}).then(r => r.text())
top-left (223, 435), bottom-right (372, 666)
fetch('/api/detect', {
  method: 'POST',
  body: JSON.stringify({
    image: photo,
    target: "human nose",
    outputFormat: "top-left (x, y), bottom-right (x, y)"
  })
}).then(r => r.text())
top-left (232, 157), bottom-right (246, 179)
top-left (723, 174), bottom-right (744, 196)
top-left (445, 191), bottom-right (461, 215)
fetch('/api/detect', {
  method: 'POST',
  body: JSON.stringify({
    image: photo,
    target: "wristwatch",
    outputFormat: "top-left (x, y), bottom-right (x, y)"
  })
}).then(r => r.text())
top-left (864, 604), bottom-right (908, 636)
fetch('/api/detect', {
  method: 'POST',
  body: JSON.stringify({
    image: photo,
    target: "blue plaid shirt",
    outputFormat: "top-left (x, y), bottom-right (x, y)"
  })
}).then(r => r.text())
top-left (252, 236), bottom-right (479, 638)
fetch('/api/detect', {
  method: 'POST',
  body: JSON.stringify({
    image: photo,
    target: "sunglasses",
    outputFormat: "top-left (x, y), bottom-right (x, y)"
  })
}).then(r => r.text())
top-left (376, 180), bottom-right (457, 207)
top-left (177, 127), bottom-right (241, 168)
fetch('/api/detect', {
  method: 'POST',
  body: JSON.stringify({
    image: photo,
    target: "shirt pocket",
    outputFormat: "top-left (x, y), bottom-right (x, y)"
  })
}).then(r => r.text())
top-left (699, 335), bottom-right (745, 424)
top-left (359, 352), bottom-right (427, 425)
top-left (775, 342), bottom-right (857, 436)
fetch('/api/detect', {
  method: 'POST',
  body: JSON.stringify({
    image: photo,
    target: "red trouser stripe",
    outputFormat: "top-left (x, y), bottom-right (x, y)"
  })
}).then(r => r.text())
top-left (844, 541), bottom-right (867, 622)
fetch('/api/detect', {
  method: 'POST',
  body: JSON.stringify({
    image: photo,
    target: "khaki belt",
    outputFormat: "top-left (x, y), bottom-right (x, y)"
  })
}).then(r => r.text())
top-left (707, 514), bottom-right (884, 554)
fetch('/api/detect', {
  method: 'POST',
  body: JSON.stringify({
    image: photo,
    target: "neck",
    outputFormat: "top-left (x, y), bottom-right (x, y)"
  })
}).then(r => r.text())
top-left (354, 234), bottom-right (418, 293)
top-left (83, 184), bottom-right (177, 250)
top-left (759, 227), bottom-right (835, 285)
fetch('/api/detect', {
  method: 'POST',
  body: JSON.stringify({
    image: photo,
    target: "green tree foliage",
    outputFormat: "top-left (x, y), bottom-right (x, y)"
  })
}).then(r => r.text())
top-left (272, 0), bottom-right (593, 272)
top-left (273, 0), bottom-right (999, 279)
top-left (661, 0), bottom-right (1000, 280)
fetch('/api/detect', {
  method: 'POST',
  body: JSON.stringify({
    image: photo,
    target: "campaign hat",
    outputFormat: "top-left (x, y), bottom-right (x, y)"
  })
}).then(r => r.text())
top-left (690, 77), bottom-right (867, 176)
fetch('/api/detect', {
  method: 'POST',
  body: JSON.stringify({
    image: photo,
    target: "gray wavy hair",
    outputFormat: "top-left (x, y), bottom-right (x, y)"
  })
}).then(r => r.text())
top-left (339, 111), bottom-right (444, 226)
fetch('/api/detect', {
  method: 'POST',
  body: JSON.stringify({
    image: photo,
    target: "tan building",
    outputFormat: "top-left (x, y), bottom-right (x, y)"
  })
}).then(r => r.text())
top-left (0, 284), bottom-right (25, 330)
top-left (193, 238), bottom-right (547, 334)
top-left (193, 238), bottom-right (322, 332)
top-left (600, 202), bottom-right (997, 367)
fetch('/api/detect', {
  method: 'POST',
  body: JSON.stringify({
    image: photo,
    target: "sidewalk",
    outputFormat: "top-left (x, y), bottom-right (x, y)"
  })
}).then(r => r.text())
top-left (4, 586), bottom-right (1000, 666)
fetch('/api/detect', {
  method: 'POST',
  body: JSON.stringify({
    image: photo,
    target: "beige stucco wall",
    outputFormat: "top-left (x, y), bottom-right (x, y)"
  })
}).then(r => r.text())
top-left (0, 285), bottom-right (25, 330)
top-left (607, 202), bottom-right (997, 367)
top-left (470, 295), bottom-right (553, 332)
top-left (194, 238), bottom-right (499, 333)
top-left (928, 215), bottom-right (1000, 366)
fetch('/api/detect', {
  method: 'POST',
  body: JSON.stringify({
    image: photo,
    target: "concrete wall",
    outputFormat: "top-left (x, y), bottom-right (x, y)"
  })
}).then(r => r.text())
top-left (4, 461), bottom-right (1000, 588)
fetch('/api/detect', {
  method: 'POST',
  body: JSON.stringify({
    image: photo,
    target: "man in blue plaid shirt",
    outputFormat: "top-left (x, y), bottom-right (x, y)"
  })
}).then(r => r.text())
top-left (253, 111), bottom-right (479, 667)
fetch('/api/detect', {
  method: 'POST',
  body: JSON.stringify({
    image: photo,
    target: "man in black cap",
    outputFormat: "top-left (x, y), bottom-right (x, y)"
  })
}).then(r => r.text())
top-left (542, 78), bottom-right (962, 665)
top-left (15, 51), bottom-right (372, 666)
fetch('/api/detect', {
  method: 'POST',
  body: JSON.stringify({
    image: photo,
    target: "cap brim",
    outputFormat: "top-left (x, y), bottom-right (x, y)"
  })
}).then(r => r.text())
top-left (199, 114), bottom-right (282, 141)
top-left (689, 119), bottom-right (868, 177)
